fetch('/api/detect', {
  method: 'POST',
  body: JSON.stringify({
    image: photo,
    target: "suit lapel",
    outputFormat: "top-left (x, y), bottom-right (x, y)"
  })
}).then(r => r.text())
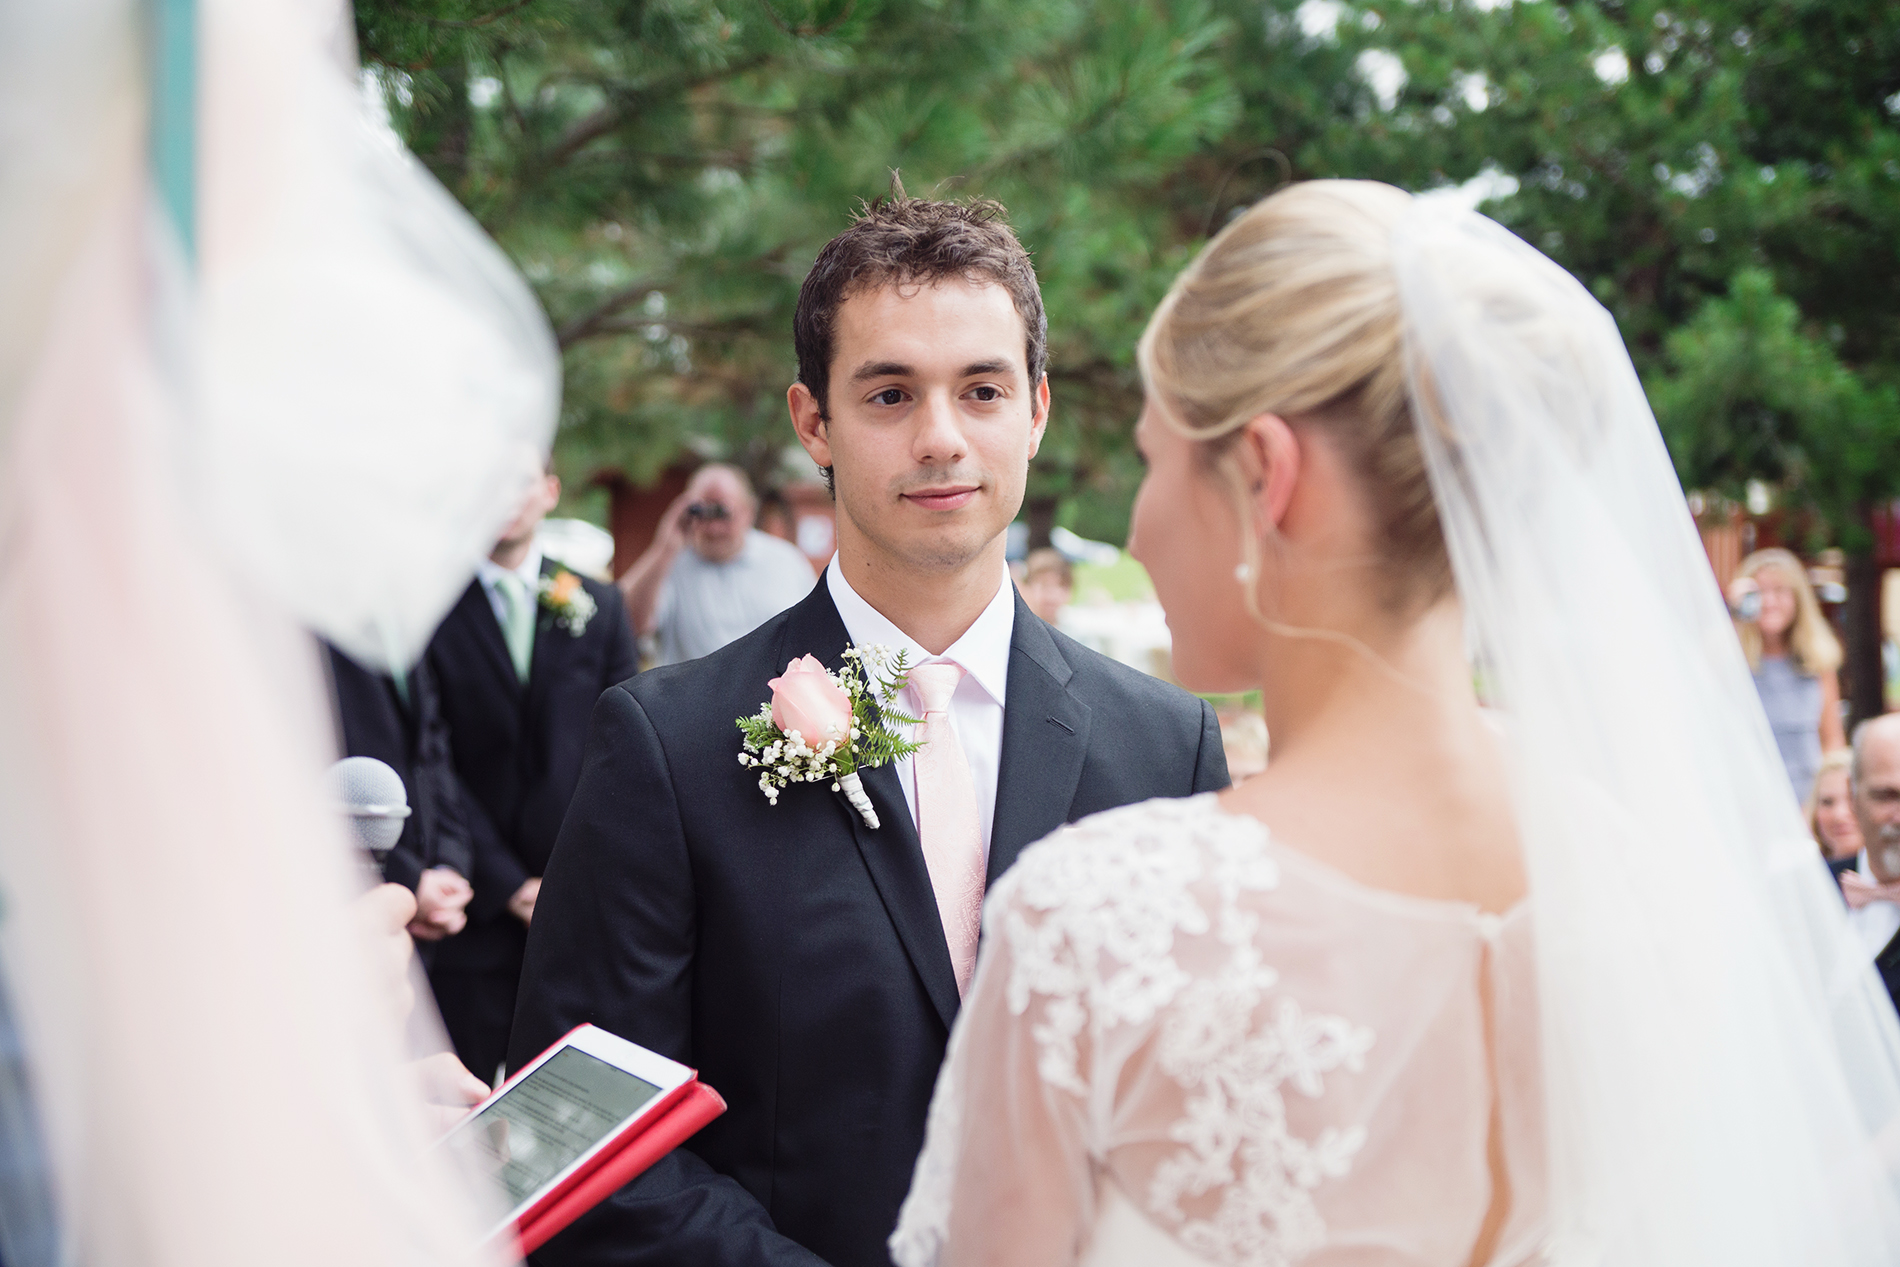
top-left (841, 760), bottom-right (959, 1030)
top-left (988, 593), bottom-right (1091, 887)
top-left (776, 586), bottom-right (961, 1031)
top-left (452, 578), bottom-right (521, 693)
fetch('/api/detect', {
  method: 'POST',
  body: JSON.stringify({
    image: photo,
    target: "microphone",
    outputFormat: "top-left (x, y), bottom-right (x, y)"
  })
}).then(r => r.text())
top-left (327, 756), bottom-right (412, 866)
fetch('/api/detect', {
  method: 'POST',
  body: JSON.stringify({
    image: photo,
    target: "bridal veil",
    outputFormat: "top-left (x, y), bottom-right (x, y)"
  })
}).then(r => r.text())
top-left (1396, 195), bottom-right (1900, 1262)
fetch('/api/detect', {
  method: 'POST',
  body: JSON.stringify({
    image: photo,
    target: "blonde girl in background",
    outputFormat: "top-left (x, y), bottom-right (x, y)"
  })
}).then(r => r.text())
top-left (1728, 547), bottom-right (1845, 801)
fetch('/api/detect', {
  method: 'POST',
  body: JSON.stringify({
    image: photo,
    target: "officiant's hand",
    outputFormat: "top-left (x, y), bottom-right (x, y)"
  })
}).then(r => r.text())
top-left (409, 1051), bottom-right (491, 1133)
top-left (355, 882), bottom-right (419, 1021)
top-left (508, 876), bottom-right (542, 926)
top-left (408, 867), bottom-right (472, 941)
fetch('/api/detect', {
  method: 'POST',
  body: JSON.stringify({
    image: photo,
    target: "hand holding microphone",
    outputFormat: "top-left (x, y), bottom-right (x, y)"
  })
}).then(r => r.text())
top-left (327, 756), bottom-right (472, 938)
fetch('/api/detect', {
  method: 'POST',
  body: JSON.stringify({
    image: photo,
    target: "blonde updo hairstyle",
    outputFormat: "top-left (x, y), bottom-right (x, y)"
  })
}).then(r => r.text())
top-left (1137, 180), bottom-right (1451, 621)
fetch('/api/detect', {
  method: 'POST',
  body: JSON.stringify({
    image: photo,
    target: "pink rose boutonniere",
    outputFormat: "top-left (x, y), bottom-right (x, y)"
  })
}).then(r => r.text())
top-left (736, 645), bottom-right (920, 828)
top-left (768, 655), bottom-right (853, 745)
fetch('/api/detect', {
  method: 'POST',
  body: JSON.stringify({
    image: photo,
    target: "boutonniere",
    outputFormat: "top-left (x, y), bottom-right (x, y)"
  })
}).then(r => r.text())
top-left (736, 645), bottom-right (921, 828)
top-left (538, 569), bottom-right (597, 636)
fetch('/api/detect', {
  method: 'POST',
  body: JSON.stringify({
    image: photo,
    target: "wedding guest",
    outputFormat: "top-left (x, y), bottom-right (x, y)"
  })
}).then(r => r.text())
top-left (1809, 748), bottom-right (1863, 878)
top-left (1018, 548), bottom-right (1072, 626)
top-left (617, 464), bottom-right (817, 666)
top-left (425, 466), bottom-right (638, 1084)
top-left (1728, 548), bottom-right (1845, 800)
top-left (324, 643), bottom-right (475, 943)
top-left (1844, 716), bottom-right (1900, 1016)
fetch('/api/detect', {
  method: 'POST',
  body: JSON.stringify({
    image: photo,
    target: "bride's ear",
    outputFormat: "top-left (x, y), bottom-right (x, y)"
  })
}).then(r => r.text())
top-left (1235, 413), bottom-right (1301, 532)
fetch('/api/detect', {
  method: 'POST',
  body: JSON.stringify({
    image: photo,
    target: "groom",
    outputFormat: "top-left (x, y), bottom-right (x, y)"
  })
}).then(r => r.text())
top-left (508, 192), bottom-right (1228, 1267)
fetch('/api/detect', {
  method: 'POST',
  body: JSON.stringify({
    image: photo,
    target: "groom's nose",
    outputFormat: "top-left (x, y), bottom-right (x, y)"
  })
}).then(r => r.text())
top-left (911, 391), bottom-right (970, 465)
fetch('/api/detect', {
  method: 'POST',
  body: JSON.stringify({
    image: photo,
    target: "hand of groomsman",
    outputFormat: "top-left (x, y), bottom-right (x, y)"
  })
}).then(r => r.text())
top-left (409, 867), bottom-right (474, 941)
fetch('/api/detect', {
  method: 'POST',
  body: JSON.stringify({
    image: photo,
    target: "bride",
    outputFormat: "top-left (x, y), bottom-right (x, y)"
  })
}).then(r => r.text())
top-left (889, 181), bottom-right (1900, 1266)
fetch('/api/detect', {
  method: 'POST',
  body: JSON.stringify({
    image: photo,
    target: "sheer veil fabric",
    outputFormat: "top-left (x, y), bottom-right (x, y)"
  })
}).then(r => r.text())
top-left (0, 1), bottom-right (554, 1263)
top-left (892, 192), bottom-right (1900, 1267)
top-left (1396, 197), bottom-right (1900, 1262)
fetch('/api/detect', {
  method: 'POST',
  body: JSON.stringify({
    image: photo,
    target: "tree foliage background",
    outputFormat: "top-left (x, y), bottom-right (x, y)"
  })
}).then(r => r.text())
top-left (355, 0), bottom-right (1900, 554)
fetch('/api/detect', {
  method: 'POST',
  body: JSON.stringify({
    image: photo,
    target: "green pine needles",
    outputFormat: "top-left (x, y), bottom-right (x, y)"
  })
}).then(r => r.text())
top-left (841, 645), bottom-right (923, 774)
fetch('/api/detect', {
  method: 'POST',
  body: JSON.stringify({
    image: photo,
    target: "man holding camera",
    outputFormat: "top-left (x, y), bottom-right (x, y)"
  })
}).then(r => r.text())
top-left (618, 463), bottom-right (817, 666)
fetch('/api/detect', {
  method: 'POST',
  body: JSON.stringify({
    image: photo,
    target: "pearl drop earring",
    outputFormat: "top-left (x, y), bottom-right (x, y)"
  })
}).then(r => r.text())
top-left (1235, 562), bottom-right (1253, 583)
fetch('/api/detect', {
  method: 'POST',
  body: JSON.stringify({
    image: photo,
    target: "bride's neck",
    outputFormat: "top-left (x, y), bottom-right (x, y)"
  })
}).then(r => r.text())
top-left (1254, 598), bottom-right (1479, 764)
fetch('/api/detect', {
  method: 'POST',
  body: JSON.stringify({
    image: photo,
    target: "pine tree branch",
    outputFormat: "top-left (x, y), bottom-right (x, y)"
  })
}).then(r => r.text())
top-left (555, 281), bottom-right (666, 349)
top-left (390, 1), bottom-right (533, 30)
top-left (538, 55), bottom-right (777, 173)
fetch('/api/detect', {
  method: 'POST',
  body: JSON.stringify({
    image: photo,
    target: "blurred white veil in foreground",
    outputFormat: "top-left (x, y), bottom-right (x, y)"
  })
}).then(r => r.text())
top-left (0, 0), bottom-right (556, 1261)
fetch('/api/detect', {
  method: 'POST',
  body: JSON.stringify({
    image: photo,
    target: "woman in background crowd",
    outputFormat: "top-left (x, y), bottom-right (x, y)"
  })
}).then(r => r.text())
top-left (1019, 548), bottom-right (1073, 627)
top-left (1809, 747), bottom-right (1864, 878)
top-left (1729, 547), bottom-right (1845, 800)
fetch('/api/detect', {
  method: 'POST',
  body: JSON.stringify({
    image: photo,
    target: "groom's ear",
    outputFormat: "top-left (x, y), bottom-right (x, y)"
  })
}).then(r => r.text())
top-left (1025, 373), bottom-right (1050, 460)
top-left (788, 381), bottom-right (833, 471)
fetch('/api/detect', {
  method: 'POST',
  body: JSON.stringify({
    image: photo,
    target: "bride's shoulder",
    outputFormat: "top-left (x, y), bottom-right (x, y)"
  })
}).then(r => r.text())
top-left (989, 793), bottom-right (1280, 933)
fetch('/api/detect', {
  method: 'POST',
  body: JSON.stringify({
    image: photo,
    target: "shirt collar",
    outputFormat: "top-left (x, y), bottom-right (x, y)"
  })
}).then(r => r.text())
top-left (478, 543), bottom-right (543, 591)
top-left (825, 558), bottom-right (1015, 707)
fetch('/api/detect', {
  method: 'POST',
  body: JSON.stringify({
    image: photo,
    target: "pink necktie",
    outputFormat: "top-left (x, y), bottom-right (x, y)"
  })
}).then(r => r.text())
top-left (908, 661), bottom-right (985, 997)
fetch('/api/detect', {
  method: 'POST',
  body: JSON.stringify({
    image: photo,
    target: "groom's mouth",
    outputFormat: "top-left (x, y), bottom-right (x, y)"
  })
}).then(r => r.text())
top-left (902, 485), bottom-right (980, 512)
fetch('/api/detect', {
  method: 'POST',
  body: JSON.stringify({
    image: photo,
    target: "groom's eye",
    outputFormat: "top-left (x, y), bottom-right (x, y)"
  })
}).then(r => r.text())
top-left (967, 385), bottom-right (1002, 402)
top-left (870, 388), bottom-right (907, 406)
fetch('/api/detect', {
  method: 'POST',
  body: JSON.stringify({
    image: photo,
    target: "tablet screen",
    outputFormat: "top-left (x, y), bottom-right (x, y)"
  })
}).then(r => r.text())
top-left (464, 1045), bottom-right (663, 1212)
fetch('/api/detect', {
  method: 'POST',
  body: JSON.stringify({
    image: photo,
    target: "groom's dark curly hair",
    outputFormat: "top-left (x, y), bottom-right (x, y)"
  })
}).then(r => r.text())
top-left (793, 175), bottom-right (1049, 463)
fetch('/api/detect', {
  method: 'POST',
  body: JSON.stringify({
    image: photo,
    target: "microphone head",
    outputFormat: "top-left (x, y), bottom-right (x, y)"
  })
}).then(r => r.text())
top-left (327, 756), bottom-right (412, 861)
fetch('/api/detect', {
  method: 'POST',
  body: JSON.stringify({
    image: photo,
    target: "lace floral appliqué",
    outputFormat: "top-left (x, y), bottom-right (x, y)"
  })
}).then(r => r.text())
top-left (1001, 796), bottom-right (1376, 1267)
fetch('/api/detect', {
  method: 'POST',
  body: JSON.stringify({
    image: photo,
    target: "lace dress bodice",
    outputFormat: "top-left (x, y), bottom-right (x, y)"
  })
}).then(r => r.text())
top-left (891, 794), bottom-right (1546, 1267)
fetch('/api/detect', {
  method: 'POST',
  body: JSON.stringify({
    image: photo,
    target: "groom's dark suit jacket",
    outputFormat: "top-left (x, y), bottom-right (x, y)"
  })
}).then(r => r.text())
top-left (508, 581), bottom-right (1228, 1267)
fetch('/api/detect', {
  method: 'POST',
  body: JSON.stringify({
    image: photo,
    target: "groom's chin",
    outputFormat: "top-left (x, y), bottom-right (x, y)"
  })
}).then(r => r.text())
top-left (842, 503), bottom-right (1009, 577)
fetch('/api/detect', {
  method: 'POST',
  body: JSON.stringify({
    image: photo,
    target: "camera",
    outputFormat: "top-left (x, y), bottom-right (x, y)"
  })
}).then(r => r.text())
top-left (1732, 590), bottom-right (1762, 622)
top-left (684, 502), bottom-right (731, 522)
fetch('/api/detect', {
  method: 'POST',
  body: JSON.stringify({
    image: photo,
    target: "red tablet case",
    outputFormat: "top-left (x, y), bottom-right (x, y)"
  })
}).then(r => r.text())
top-left (469, 1025), bottom-right (728, 1258)
top-left (512, 1079), bottom-right (727, 1255)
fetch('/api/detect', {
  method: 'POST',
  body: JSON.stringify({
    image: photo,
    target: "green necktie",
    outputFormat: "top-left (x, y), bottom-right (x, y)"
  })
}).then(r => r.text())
top-left (498, 573), bottom-right (535, 682)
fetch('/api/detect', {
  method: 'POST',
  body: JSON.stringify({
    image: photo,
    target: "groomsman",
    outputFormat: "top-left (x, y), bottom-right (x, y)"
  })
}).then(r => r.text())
top-left (323, 643), bottom-right (475, 943)
top-left (427, 467), bottom-right (638, 1082)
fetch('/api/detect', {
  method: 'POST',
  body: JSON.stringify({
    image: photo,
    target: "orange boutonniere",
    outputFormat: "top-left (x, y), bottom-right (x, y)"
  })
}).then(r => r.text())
top-left (537, 569), bottom-right (597, 636)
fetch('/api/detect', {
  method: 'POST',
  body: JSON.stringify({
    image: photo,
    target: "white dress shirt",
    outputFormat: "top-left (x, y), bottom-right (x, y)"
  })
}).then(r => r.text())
top-left (476, 544), bottom-right (544, 628)
top-left (1848, 851), bottom-right (1900, 961)
top-left (826, 560), bottom-right (1014, 862)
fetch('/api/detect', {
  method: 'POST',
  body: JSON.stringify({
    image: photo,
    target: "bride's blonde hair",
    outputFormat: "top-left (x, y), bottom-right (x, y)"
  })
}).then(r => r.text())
top-left (1137, 179), bottom-right (1450, 616)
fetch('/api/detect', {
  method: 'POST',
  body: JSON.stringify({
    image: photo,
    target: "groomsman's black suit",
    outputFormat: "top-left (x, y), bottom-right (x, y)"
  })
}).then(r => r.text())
top-left (427, 558), bottom-right (638, 1081)
top-left (323, 643), bottom-right (474, 891)
top-left (508, 580), bottom-right (1229, 1267)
